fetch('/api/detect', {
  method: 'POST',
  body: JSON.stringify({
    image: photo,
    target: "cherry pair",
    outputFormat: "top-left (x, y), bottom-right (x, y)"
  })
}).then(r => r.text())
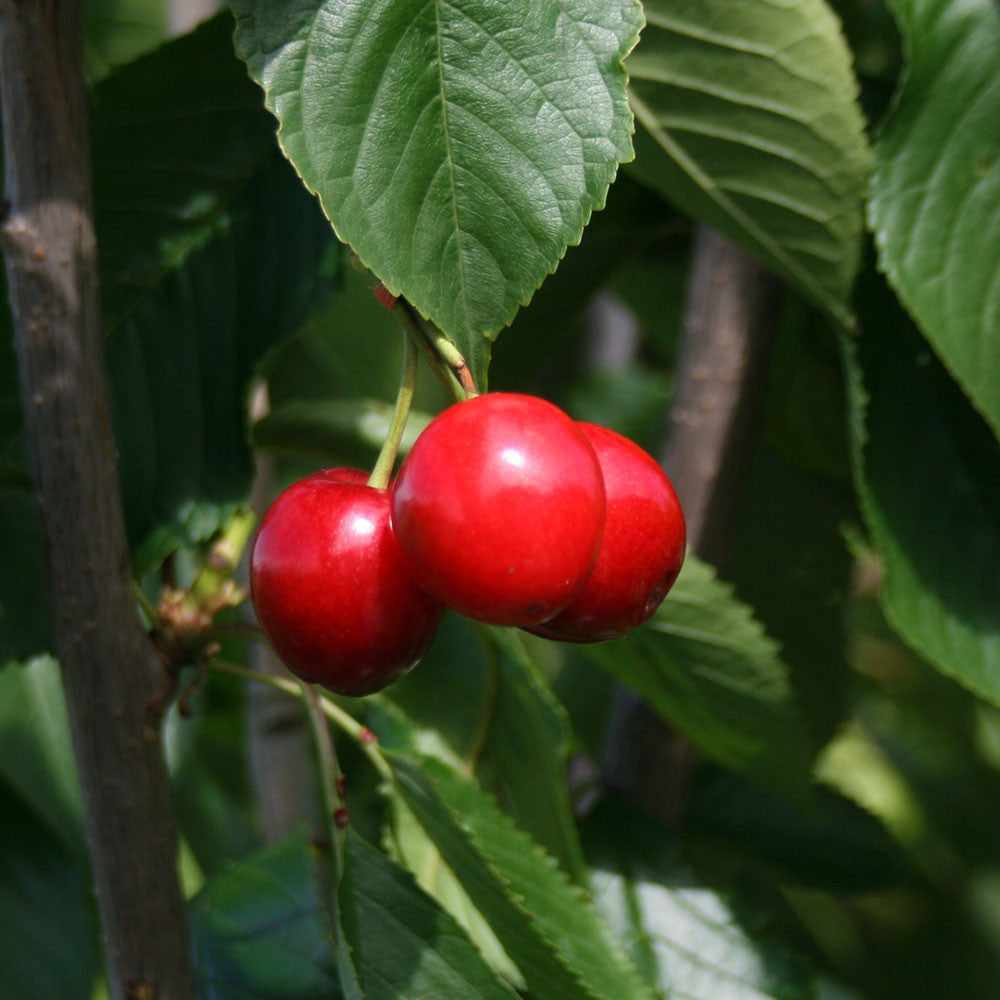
top-left (251, 393), bottom-right (685, 696)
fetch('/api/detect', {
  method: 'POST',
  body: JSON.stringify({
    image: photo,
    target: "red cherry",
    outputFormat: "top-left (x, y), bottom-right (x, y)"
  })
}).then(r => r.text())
top-left (529, 423), bottom-right (685, 642)
top-left (391, 394), bottom-right (605, 626)
top-left (250, 468), bottom-right (442, 696)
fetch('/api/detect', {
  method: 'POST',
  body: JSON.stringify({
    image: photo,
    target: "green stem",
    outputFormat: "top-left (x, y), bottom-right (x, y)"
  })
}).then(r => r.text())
top-left (396, 299), bottom-right (477, 402)
top-left (368, 332), bottom-right (418, 490)
top-left (301, 681), bottom-right (346, 877)
top-left (211, 660), bottom-right (393, 781)
top-left (191, 508), bottom-right (257, 605)
top-left (132, 580), bottom-right (159, 628)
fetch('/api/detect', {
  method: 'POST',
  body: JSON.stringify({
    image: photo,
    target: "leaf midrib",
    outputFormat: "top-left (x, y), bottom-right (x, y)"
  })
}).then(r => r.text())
top-left (432, 0), bottom-right (471, 333)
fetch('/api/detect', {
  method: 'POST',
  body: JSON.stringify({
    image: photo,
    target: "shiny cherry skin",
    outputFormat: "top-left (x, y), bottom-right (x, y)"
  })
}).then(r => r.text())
top-left (250, 468), bottom-right (442, 696)
top-left (529, 423), bottom-right (685, 642)
top-left (391, 393), bottom-right (606, 627)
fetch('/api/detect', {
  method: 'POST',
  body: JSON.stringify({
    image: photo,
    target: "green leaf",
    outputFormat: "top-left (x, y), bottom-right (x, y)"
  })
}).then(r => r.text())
top-left (387, 750), bottom-right (657, 1000)
top-left (869, 0), bottom-right (1000, 440)
top-left (628, 0), bottom-right (871, 326)
top-left (0, 781), bottom-right (98, 1000)
top-left (84, 0), bottom-right (166, 82)
top-left (847, 300), bottom-right (1000, 704)
top-left (579, 556), bottom-right (813, 796)
top-left (190, 828), bottom-right (341, 1000)
top-left (378, 616), bottom-right (585, 881)
top-left (339, 830), bottom-right (520, 1000)
top-left (0, 657), bottom-right (83, 853)
top-left (168, 674), bottom-right (259, 879)
top-left (583, 797), bottom-right (853, 999)
top-left (231, 0), bottom-right (644, 389)
top-left (382, 790), bottom-right (522, 987)
top-left (481, 628), bottom-right (587, 881)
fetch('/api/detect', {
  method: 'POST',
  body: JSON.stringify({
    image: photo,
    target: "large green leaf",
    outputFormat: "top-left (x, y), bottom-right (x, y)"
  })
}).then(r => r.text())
top-left (583, 798), bottom-right (853, 1000)
top-left (869, 0), bottom-right (1000, 440)
top-left (579, 556), bottom-right (813, 796)
top-left (847, 299), bottom-right (1000, 704)
top-left (0, 782), bottom-right (98, 1000)
top-left (231, 0), bottom-right (643, 388)
top-left (628, 0), bottom-right (870, 326)
top-left (388, 750), bottom-right (657, 1000)
top-left (339, 830), bottom-right (519, 1000)
top-left (190, 829), bottom-right (341, 1000)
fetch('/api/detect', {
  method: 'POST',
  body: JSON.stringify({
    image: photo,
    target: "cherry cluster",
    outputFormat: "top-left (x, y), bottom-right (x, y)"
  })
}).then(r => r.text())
top-left (250, 393), bottom-right (685, 696)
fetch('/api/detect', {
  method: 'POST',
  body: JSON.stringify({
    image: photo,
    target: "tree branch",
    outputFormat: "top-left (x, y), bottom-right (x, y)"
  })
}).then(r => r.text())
top-left (602, 226), bottom-right (778, 824)
top-left (0, 3), bottom-right (195, 997)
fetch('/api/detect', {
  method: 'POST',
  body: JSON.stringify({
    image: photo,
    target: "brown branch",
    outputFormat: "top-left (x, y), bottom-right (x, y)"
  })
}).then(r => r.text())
top-left (660, 226), bottom-right (780, 564)
top-left (0, 3), bottom-right (195, 998)
top-left (602, 226), bottom-right (778, 824)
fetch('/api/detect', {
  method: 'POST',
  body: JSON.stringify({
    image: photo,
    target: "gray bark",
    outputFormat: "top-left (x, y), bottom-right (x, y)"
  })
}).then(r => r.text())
top-left (602, 226), bottom-right (778, 824)
top-left (0, 3), bottom-right (195, 997)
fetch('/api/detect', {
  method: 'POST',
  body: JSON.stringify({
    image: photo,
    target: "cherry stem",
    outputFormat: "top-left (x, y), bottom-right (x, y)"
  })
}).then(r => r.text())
top-left (210, 660), bottom-right (393, 781)
top-left (301, 681), bottom-right (347, 878)
top-left (368, 332), bottom-right (418, 490)
top-left (396, 298), bottom-right (478, 401)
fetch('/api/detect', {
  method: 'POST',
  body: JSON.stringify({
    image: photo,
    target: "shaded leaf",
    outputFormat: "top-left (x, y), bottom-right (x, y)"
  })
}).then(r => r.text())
top-left (339, 830), bottom-right (519, 999)
top-left (583, 797), bottom-right (856, 999)
top-left (84, 0), bottom-right (166, 82)
top-left (92, 13), bottom-right (278, 332)
top-left (579, 556), bottom-right (813, 796)
top-left (106, 146), bottom-right (338, 571)
top-left (168, 674), bottom-right (259, 879)
top-left (686, 771), bottom-right (907, 891)
top-left (388, 750), bottom-right (657, 1000)
top-left (628, 0), bottom-right (870, 326)
top-left (0, 782), bottom-right (98, 1000)
top-left (869, 0), bottom-right (1000, 440)
top-left (190, 828), bottom-right (341, 1000)
top-left (0, 658), bottom-right (84, 854)
top-left (846, 297), bottom-right (1000, 704)
top-left (231, 0), bottom-right (643, 388)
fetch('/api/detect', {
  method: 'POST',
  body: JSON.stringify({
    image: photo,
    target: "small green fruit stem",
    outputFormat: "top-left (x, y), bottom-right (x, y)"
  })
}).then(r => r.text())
top-left (212, 659), bottom-right (393, 781)
top-left (190, 507), bottom-right (257, 604)
top-left (367, 331), bottom-right (418, 490)
top-left (396, 298), bottom-right (479, 401)
top-left (301, 681), bottom-right (348, 878)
